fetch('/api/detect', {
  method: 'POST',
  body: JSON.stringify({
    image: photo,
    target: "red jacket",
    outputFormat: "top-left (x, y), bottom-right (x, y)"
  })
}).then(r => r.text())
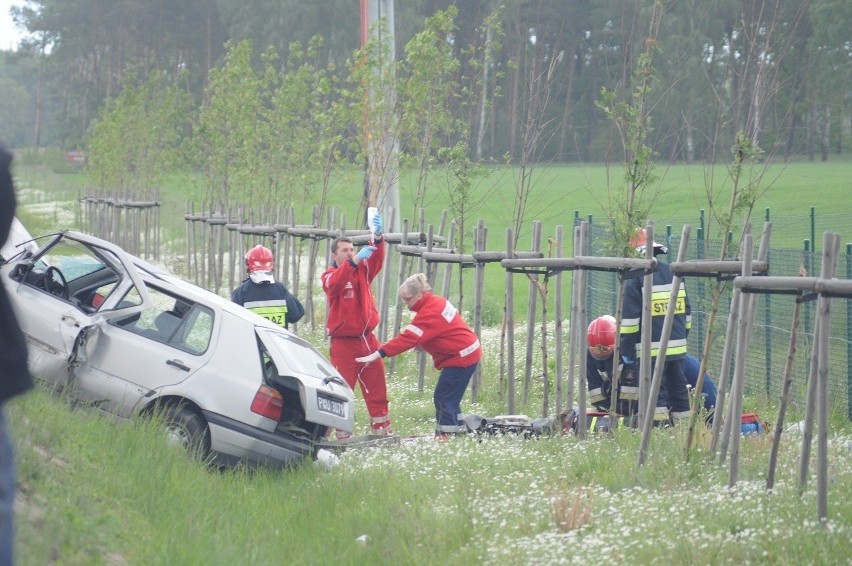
top-left (380, 292), bottom-right (482, 369)
top-left (321, 238), bottom-right (385, 338)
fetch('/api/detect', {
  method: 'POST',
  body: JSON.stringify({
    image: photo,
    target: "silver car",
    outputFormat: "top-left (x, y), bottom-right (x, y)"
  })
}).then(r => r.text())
top-left (0, 224), bottom-right (354, 468)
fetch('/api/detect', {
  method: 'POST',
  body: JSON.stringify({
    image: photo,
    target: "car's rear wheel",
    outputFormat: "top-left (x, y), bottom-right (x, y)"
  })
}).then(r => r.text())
top-left (163, 404), bottom-right (211, 461)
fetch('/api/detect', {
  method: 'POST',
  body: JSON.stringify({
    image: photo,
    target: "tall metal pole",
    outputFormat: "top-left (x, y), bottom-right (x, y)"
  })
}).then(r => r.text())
top-left (360, 0), bottom-right (400, 231)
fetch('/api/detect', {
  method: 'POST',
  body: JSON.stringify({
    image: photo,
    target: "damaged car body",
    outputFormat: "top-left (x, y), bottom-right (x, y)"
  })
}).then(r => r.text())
top-left (0, 226), bottom-right (354, 468)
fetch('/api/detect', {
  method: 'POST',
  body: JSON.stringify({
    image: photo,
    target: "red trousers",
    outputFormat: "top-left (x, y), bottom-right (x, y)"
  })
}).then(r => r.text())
top-left (329, 334), bottom-right (391, 431)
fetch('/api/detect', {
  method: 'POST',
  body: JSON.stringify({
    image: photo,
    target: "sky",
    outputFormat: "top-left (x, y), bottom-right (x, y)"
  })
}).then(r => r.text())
top-left (1, 0), bottom-right (25, 51)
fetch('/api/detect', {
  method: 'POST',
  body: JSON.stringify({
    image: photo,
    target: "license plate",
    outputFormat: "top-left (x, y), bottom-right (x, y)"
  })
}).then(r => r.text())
top-left (317, 394), bottom-right (345, 418)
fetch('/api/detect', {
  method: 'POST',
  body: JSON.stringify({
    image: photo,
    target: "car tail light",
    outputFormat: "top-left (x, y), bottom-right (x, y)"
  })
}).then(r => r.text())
top-left (250, 385), bottom-right (284, 421)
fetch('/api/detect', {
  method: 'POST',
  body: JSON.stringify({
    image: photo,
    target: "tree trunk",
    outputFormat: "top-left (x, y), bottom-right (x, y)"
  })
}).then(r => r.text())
top-left (807, 95), bottom-right (816, 161)
top-left (557, 43), bottom-right (577, 162)
top-left (821, 103), bottom-right (830, 162)
top-left (508, 7), bottom-right (522, 161)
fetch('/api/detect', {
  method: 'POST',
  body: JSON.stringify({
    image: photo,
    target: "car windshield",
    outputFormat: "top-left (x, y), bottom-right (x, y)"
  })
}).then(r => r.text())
top-left (259, 330), bottom-right (338, 379)
top-left (17, 236), bottom-right (125, 312)
top-left (38, 242), bottom-right (109, 281)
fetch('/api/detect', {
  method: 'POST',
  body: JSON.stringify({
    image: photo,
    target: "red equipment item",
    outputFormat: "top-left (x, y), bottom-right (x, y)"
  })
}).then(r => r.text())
top-left (246, 245), bottom-right (274, 272)
top-left (587, 315), bottom-right (617, 361)
top-left (630, 227), bottom-right (668, 255)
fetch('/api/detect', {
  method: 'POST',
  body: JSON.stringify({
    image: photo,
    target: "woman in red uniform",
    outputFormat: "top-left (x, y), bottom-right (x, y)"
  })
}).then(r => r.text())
top-left (356, 273), bottom-right (482, 435)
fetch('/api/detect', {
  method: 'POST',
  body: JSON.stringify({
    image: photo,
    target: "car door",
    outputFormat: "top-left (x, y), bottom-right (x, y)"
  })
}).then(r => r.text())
top-left (73, 283), bottom-right (218, 418)
top-left (8, 233), bottom-right (151, 390)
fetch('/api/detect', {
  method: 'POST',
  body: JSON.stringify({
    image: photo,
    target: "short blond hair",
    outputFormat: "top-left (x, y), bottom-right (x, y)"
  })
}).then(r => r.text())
top-left (398, 273), bottom-right (431, 300)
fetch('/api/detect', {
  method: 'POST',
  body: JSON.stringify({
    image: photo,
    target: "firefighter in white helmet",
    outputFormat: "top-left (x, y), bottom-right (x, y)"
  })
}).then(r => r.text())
top-left (231, 245), bottom-right (304, 330)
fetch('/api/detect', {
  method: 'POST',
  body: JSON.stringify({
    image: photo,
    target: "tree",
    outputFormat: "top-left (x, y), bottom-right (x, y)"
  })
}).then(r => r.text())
top-left (193, 40), bottom-right (268, 206)
top-left (86, 70), bottom-right (191, 192)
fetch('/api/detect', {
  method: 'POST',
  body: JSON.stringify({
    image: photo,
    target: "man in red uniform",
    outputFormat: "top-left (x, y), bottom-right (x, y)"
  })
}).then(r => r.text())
top-left (321, 213), bottom-right (392, 436)
top-left (356, 273), bottom-right (482, 436)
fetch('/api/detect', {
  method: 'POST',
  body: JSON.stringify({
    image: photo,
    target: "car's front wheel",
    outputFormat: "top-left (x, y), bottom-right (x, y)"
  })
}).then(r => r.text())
top-left (163, 404), bottom-right (211, 461)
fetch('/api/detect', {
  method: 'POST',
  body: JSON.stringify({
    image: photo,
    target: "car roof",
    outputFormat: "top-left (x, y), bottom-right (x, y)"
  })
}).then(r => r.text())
top-left (23, 227), bottom-right (291, 334)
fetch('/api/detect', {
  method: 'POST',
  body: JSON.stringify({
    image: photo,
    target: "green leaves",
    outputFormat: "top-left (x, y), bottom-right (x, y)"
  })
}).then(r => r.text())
top-left (85, 71), bottom-right (191, 193)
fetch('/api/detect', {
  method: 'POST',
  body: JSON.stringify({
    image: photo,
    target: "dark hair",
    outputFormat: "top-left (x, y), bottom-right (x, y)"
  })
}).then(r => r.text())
top-left (330, 236), bottom-right (353, 253)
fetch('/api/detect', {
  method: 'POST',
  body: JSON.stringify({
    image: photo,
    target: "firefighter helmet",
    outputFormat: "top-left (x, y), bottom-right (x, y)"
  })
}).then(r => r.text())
top-left (587, 315), bottom-right (617, 361)
top-left (630, 227), bottom-right (668, 255)
top-left (245, 245), bottom-right (274, 272)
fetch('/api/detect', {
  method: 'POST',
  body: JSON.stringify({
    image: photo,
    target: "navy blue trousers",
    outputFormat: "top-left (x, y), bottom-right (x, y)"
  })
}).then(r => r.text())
top-left (434, 363), bottom-right (478, 433)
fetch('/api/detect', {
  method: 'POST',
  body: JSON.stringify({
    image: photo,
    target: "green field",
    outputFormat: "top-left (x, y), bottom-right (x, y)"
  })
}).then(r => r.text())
top-left (11, 158), bottom-right (852, 251)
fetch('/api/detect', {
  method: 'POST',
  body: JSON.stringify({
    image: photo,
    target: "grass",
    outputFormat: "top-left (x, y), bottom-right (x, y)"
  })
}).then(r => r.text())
top-left (9, 158), bottom-right (852, 250)
top-left (9, 344), bottom-right (852, 565)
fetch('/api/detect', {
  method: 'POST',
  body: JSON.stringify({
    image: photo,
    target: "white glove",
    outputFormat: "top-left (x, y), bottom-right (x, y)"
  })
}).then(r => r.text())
top-left (355, 351), bottom-right (382, 364)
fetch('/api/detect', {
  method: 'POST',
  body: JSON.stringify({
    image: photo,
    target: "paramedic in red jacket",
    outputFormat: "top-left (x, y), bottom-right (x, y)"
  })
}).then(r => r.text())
top-left (321, 214), bottom-right (391, 436)
top-left (356, 273), bottom-right (482, 435)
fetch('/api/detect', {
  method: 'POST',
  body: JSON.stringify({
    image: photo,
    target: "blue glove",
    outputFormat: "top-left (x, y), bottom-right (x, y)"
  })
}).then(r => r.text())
top-left (373, 214), bottom-right (383, 236)
top-left (621, 355), bottom-right (634, 366)
top-left (355, 245), bottom-right (377, 262)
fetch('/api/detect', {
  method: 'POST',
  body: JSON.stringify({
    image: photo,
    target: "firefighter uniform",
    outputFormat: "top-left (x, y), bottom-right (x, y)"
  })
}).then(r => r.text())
top-left (378, 292), bottom-right (481, 434)
top-left (620, 260), bottom-right (692, 422)
top-left (231, 279), bottom-right (304, 329)
top-left (586, 350), bottom-right (638, 416)
top-left (321, 238), bottom-right (391, 433)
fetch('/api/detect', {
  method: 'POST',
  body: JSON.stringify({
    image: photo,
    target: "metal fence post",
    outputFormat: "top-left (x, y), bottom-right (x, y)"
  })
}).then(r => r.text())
top-left (587, 214), bottom-right (594, 319)
top-left (848, 243), bottom-right (852, 421)
top-left (765, 207), bottom-right (772, 395)
top-left (804, 239), bottom-right (812, 381)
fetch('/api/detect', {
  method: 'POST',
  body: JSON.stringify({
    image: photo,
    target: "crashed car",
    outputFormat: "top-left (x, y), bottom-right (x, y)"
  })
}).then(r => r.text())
top-left (0, 222), bottom-right (354, 468)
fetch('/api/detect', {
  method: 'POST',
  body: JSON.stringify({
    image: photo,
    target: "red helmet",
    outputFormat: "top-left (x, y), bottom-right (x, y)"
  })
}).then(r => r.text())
top-left (630, 228), bottom-right (668, 255)
top-left (245, 245), bottom-right (274, 272)
top-left (587, 315), bottom-right (617, 361)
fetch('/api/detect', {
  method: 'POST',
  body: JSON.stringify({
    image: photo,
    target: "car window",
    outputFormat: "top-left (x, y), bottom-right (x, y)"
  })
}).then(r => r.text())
top-left (258, 330), bottom-right (338, 378)
top-left (110, 285), bottom-right (213, 355)
top-left (20, 238), bottom-right (122, 312)
top-left (179, 305), bottom-right (214, 354)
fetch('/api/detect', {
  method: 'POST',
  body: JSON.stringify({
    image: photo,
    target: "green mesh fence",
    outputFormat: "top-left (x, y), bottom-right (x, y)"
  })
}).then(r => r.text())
top-left (584, 223), bottom-right (852, 421)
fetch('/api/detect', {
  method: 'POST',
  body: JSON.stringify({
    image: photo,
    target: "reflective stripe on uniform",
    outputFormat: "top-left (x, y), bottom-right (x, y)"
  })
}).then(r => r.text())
top-left (653, 408), bottom-right (670, 421)
top-left (436, 423), bottom-right (466, 433)
top-left (370, 415), bottom-right (389, 424)
top-left (620, 386), bottom-right (639, 400)
top-left (588, 388), bottom-right (605, 404)
top-left (459, 339), bottom-right (480, 358)
top-left (650, 287), bottom-right (687, 317)
top-left (648, 340), bottom-right (688, 358)
top-left (403, 324), bottom-right (424, 337)
top-left (621, 316), bottom-right (640, 335)
top-left (246, 301), bottom-right (288, 326)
